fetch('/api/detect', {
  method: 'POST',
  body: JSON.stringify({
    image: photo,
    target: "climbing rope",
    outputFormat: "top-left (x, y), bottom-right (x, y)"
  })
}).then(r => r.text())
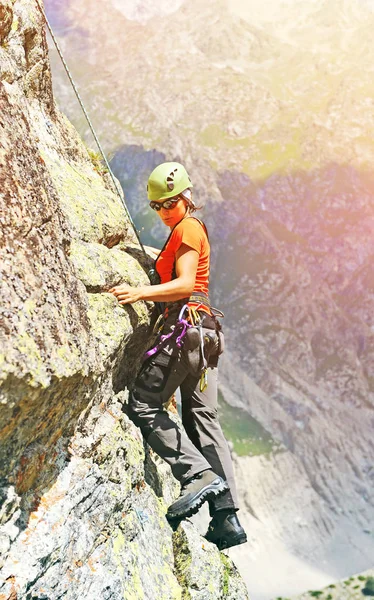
top-left (35, 0), bottom-right (147, 256)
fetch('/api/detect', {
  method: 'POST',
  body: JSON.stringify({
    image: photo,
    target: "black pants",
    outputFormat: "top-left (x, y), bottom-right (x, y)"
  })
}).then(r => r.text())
top-left (128, 330), bottom-right (239, 513)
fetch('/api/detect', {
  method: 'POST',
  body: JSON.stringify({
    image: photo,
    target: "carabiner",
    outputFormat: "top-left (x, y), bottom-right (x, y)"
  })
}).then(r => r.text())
top-left (178, 304), bottom-right (189, 321)
top-left (200, 368), bottom-right (208, 392)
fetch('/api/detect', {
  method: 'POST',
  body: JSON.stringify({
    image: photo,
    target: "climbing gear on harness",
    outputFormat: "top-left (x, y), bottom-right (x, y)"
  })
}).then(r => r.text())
top-left (188, 306), bottom-right (201, 327)
top-left (144, 302), bottom-right (223, 392)
top-left (205, 511), bottom-right (247, 550)
top-left (198, 322), bottom-right (209, 392)
top-left (150, 313), bottom-right (165, 338)
top-left (147, 162), bottom-right (193, 201)
top-left (149, 197), bottom-right (182, 211)
top-left (166, 470), bottom-right (229, 520)
top-left (200, 369), bottom-right (208, 393)
top-left (144, 304), bottom-right (192, 359)
top-left (211, 307), bottom-right (225, 319)
top-left (148, 268), bottom-right (161, 286)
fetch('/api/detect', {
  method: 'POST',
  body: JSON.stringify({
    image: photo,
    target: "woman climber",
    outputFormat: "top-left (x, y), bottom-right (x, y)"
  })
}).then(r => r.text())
top-left (109, 162), bottom-right (247, 551)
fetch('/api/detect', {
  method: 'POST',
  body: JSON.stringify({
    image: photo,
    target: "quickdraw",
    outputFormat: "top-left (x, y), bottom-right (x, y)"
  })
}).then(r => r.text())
top-left (144, 304), bottom-right (192, 359)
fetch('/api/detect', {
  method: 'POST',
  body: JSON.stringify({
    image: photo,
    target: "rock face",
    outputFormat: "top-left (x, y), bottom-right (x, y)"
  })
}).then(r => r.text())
top-left (0, 1), bottom-right (249, 598)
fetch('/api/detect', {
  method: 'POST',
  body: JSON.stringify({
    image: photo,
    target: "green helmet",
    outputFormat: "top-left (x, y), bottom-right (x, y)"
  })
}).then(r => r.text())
top-left (147, 162), bottom-right (193, 201)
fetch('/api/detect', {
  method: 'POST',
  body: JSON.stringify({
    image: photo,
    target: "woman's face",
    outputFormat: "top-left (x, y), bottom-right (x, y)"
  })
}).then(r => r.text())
top-left (157, 198), bottom-right (188, 229)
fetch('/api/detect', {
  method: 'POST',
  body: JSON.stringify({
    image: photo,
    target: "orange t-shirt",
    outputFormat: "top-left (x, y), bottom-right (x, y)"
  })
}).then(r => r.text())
top-left (155, 217), bottom-right (210, 310)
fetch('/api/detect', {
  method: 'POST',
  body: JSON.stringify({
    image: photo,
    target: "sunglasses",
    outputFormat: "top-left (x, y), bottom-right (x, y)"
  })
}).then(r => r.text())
top-left (149, 197), bottom-right (181, 211)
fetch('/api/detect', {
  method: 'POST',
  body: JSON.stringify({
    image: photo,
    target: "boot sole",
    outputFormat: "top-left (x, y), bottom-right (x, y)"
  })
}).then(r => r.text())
top-left (217, 532), bottom-right (248, 550)
top-left (207, 531), bottom-right (248, 551)
top-left (167, 477), bottom-right (229, 520)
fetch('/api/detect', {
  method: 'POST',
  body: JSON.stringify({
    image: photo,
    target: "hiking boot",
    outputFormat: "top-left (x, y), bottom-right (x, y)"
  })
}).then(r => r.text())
top-left (205, 511), bottom-right (247, 550)
top-left (167, 470), bottom-right (229, 520)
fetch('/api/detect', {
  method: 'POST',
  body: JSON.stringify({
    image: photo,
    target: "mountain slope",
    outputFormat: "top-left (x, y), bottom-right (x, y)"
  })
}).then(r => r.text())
top-left (287, 568), bottom-right (374, 600)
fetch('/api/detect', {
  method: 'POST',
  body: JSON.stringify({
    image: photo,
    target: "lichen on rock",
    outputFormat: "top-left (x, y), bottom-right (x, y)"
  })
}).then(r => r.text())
top-left (172, 521), bottom-right (249, 599)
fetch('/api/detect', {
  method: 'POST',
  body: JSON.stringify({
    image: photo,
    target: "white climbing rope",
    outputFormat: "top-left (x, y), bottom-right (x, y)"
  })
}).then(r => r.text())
top-left (35, 0), bottom-right (147, 255)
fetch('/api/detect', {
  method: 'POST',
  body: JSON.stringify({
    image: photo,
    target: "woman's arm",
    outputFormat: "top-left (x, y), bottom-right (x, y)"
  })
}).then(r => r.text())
top-left (109, 244), bottom-right (198, 305)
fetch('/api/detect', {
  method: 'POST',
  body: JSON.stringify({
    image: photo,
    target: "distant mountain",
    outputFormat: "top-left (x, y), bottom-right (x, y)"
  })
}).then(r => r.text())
top-left (47, 0), bottom-right (374, 177)
top-left (287, 567), bottom-right (374, 600)
top-left (45, 1), bottom-right (374, 598)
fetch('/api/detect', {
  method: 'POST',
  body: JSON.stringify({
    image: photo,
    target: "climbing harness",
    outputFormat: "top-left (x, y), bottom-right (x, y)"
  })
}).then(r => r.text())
top-left (35, 0), bottom-right (147, 257)
top-left (145, 302), bottom-right (224, 392)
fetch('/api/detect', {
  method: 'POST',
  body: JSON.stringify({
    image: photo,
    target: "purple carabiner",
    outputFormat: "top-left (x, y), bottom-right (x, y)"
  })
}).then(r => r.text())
top-left (175, 304), bottom-right (191, 346)
top-left (144, 304), bottom-right (191, 358)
